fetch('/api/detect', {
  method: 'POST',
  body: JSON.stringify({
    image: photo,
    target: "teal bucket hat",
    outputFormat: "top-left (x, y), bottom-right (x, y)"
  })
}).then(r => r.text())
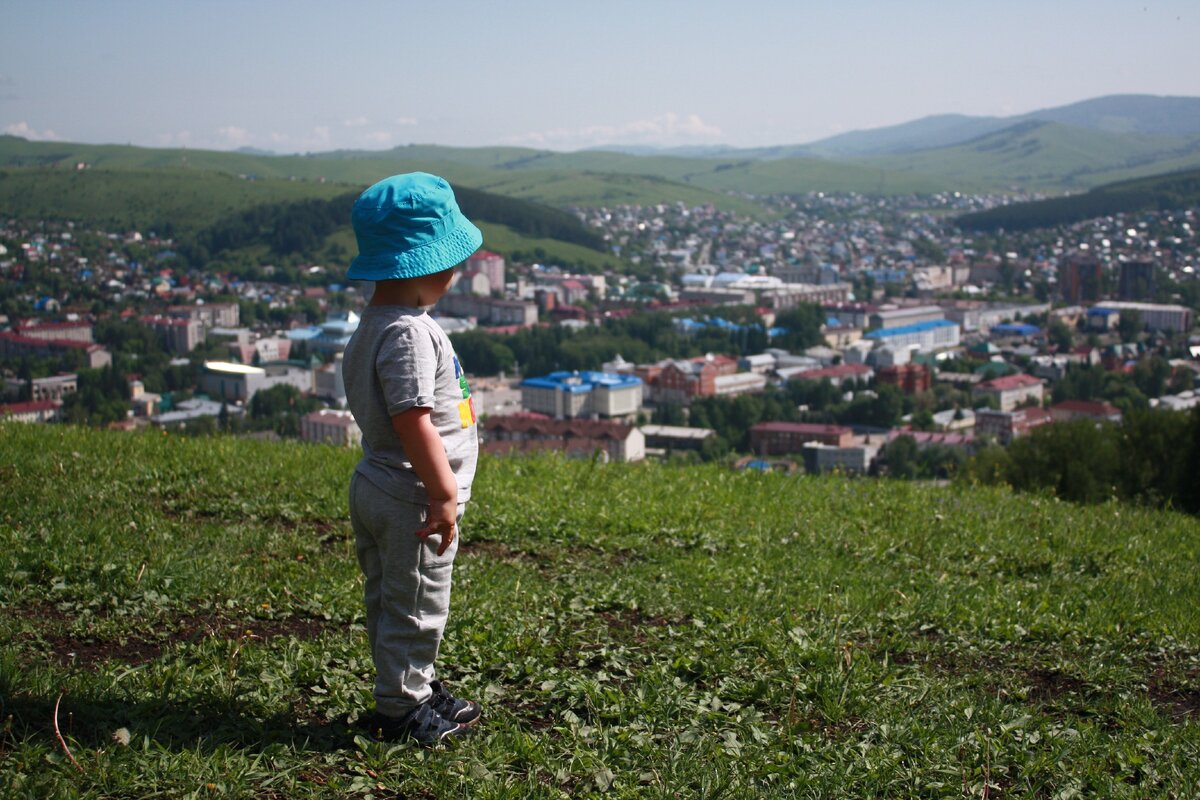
top-left (347, 172), bottom-right (483, 282)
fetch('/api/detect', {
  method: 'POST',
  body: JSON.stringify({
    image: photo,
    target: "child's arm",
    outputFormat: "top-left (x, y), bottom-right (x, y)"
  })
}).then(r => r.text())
top-left (391, 407), bottom-right (458, 556)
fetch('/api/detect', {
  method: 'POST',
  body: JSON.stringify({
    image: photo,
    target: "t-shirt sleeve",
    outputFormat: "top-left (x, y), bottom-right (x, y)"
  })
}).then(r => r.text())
top-left (376, 322), bottom-right (439, 416)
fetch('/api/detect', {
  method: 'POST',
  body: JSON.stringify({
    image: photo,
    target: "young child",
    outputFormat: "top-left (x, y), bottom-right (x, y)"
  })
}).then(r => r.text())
top-left (342, 172), bottom-right (483, 744)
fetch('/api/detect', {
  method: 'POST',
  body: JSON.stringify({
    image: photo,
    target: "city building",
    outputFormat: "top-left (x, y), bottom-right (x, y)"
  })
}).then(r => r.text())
top-left (313, 353), bottom-right (347, 406)
top-left (151, 397), bottom-right (242, 429)
top-left (1059, 254), bottom-right (1103, 304)
top-left (465, 250), bottom-right (506, 294)
top-left (876, 364), bottom-right (931, 394)
top-left (0, 399), bottom-right (63, 423)
top-left (639, 424), bottom-right (716, 455)
top-left (869, 305), bottom-right (945, 331)
top-left (0, 331), bottom-right (112, 368)
top-left (12, 320), bottom-right (94, 344)
top-left (482, 416), bottom-right (645, 462)
top-left (4, 372), bottom-right (77, 402)
top-left (784, 363), bottom-right (873, 388)
top-left (139, 314), bottom-right (204, 353)
top-left (973, 373), bottom-right (1045, 412)
top-left (801, 441), bottom-right (878, 475)
top-left (749, 421), bottom-right (854, 455)
top-left (1049, 400), bottom-right (1123, 424)
top-left (1117, 260), bottom-right (1156, 301)
top-left (168, 302), bottom-right (239, 329)
top-left (229, 336), bottom-right (292, 365)
top-left (864, 320), bottom-right (961, 352)
top-left (939, 301), bottom-right (1050, 334)
top-left (308, 311), bottom-right (360, 355)
top-left (1088, 302), bottom-right (1194, 333)
top-left (200, 361), bottom-right (313, 403)
top-left (520, 371), bottom-right (643, 420)
top-left (974, 406), bottom-right (1052, 445)
top-left (300, 408), bottom-right (362, 447)
top-left (438, 294), bottom-right (538, 326)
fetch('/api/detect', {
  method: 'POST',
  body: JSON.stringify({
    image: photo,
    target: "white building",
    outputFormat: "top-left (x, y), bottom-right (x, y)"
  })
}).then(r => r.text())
top-left (520, 371), bottom-right (643, 420)
top-left (1089, 302), bottom-right (1194, 333)
top-left (864, 320), bottom-right (961, 352)
top-left (301, 409), bottom-right (362, 447)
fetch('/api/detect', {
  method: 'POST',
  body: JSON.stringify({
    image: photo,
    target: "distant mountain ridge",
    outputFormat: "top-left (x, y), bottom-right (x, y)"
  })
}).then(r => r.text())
top-left (3, 93), bottom-right (1200, 202)
top-left (591, 95), bottom-right (1200, 159)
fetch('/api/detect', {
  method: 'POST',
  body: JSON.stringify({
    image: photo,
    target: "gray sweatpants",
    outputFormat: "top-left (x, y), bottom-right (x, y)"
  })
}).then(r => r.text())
top-left (349, 471), bottom-right (462, 718)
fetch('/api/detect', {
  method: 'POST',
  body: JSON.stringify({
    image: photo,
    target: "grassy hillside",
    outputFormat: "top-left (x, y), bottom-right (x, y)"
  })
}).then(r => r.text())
top-left (0, 167), bottom-right (351, 233)
top-left (2, 424), bottom-right (1198, 797)
top-left (0, 166), bottom-right (625, 272)
top-left (0, 137), bottom-right (770, 216)
top-left (860, 121), bottom-right (1200, 192)
top-left (957, 167), bottom-right (1200, 231)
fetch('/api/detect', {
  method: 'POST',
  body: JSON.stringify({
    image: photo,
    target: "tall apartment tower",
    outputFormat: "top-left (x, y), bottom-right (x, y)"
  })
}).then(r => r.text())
top-left (1117, 260), bottom-right (1156, 301)
top-left (1059, 254), bottom-right (1103, 304)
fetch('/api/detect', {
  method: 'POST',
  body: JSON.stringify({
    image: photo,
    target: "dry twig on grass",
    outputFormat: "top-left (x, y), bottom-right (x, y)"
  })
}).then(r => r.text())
top-left (53, 692), bottom-right (84, 773)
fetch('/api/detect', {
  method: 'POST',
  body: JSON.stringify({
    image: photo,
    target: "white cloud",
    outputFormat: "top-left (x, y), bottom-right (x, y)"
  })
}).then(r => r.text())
top-left (3, 121), bottom-right (60, 141)
top-left (362, 130), bottom-right (394, 146)
top-left (342, 116), bottom-right (370, 128)
top-left (509, 112), bottom-right (723, 150)
top-left (394, 116), bottom-right (417, 127)
top-left (215, 126), bottom-right (251, 148)
top-left (157, 130), bottom-right (194, 147)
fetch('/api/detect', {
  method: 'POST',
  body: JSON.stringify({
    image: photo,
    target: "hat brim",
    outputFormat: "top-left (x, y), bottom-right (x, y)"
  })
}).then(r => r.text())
top-left (347, 217), bottom-right (483, 282)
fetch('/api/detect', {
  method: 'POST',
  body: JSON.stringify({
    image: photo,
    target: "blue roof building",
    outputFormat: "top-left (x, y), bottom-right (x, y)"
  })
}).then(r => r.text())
top-left (520, 370), bottom-right (643, 420)
top-left (865, 319), bottom-right (960, 351)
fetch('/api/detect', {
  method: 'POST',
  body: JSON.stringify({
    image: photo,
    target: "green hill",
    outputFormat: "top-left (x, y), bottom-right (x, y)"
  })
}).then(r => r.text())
top-left (956, 166), bottom-right (1200, 231)
top-left (0, 136), bottom-right (770, 216)
top-left (858, 121), bottom-right (1200, 192)
top-left (2, 424), bottom-right (1198, 796)
top-left (0, 164), bottom-right (625, 272)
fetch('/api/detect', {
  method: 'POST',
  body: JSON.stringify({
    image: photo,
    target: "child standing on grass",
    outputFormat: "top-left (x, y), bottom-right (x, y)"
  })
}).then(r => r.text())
top-left (342, 173), bottom-right (483, 745)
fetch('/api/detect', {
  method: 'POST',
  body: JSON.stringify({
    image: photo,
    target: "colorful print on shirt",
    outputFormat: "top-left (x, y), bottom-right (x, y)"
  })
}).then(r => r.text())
top-left (453, 356), bottom-right (476, 429)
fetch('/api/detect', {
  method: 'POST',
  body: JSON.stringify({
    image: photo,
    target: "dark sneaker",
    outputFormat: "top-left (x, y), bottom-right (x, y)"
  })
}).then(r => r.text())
top-left (366, 701), bottom-right (467, 745)
top-left (429, 679), bottom-right (482, 726)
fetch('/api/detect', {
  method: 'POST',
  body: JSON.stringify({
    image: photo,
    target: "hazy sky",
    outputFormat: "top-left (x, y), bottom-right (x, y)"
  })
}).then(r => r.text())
top-left (2, 1), bottom-right (1197, 153)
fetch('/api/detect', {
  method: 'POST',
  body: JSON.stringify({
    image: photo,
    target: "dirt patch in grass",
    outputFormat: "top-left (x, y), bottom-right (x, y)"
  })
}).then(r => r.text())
top-left (11, 601), bottom-right (333, 671)
top-left (459, 538), bottom-right (538, 562)
top-left (1025, 667), bottom-right (1089, 702)
top-left (598, 607), bottom-right (677, 630)
top-left (460, 538), bottom-right (643, 575)
top-left (1148, 669), bottom-right (1200, 721)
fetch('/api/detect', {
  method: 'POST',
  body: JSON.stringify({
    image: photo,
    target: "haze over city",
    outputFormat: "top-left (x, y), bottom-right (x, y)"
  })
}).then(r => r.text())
top-left (2, 0), bottom-right (1197, 154)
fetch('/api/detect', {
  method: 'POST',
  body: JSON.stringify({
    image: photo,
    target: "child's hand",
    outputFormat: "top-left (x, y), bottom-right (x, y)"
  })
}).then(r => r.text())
top-left (417, 497), bottom-right (458, 556)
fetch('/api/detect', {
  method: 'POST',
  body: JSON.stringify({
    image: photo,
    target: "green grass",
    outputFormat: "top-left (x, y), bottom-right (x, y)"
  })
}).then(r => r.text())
top-left (2, 424), bottom-right (1199, 798)
top-left (0, 167), bottom-right (353, 233)
top-left (860, 122), bottom-right (1200, 192)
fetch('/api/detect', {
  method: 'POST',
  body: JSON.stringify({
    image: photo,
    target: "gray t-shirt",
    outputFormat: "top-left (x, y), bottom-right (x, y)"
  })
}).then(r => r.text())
top-left (342, 305), bottom-right (478, 504)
